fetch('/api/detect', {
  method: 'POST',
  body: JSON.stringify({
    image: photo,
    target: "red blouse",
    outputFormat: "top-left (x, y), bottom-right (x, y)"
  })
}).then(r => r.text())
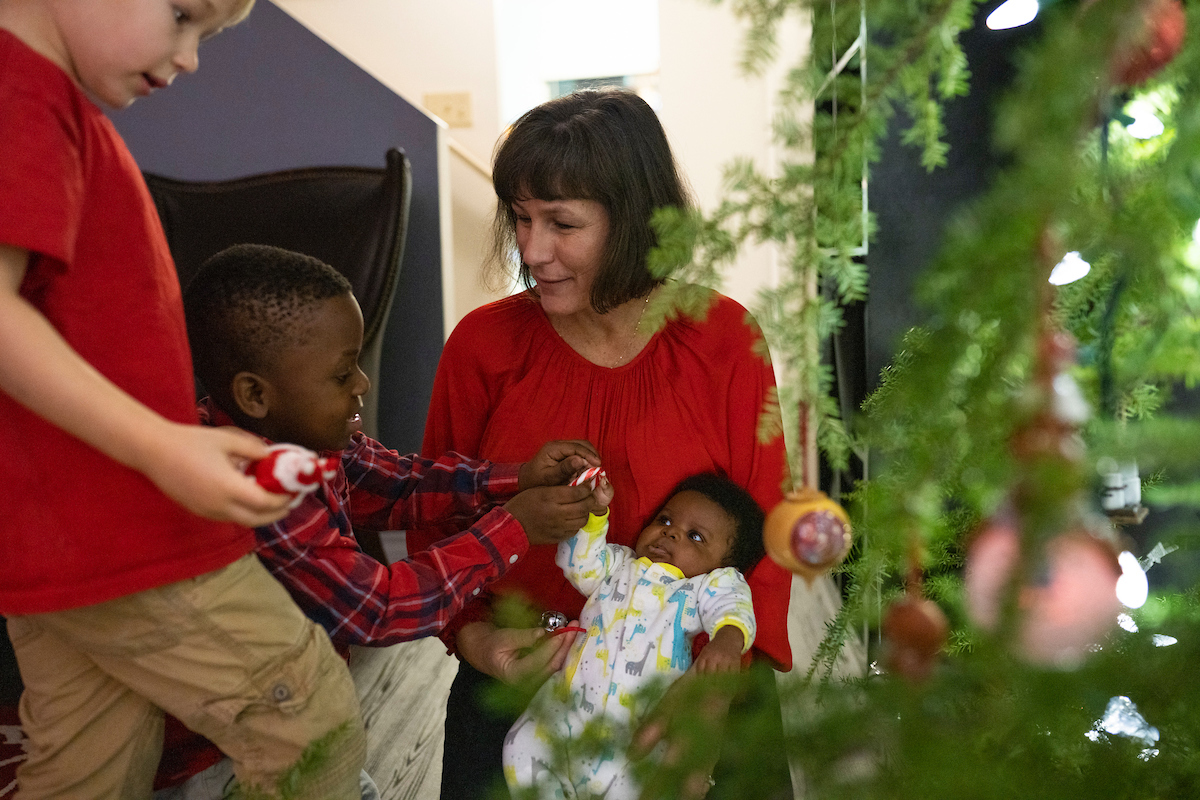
top-left (414, 289), bottom-right (795, 669)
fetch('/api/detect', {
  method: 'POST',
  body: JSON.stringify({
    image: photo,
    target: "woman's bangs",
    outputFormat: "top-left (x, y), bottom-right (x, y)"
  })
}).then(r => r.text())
top-left (498, 137), bottom-right (598, 205)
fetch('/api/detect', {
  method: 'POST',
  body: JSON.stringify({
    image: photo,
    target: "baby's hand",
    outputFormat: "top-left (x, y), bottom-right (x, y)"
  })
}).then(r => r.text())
top-left (518, 440), bottom-right (600, 490)
top-left (592, 474), bottom-right (614, 509)
top-left (691, 626), bottom-right (746, 675)
top-left (504, 484), bottom-right (602, 545)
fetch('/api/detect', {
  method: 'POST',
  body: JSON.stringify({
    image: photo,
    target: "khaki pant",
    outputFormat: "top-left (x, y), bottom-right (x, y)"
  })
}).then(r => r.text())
top-left (8, 555), bottom-right (366, 800)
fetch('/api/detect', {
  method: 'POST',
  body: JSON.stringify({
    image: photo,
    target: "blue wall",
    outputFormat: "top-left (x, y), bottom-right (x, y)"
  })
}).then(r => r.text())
top-left (109, 1), bottom-right (442, 452)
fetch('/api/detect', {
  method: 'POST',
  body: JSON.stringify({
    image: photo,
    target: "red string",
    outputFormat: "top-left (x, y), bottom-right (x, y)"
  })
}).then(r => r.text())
top-left (550, 626), bottom-right (588, 636)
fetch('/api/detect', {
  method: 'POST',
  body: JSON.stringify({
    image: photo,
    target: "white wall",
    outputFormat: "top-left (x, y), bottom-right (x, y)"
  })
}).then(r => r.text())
top-left (658, 0), bottom-right (783, 310)
top-left (273, 0), bottom-right (505, 330)
top-left (273, 0), bottom-right (502, 158)
top-left (493, 0), bottom-right (660, 124)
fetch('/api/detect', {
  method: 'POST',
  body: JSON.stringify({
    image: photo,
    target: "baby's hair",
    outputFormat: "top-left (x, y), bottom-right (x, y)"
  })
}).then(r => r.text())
top-left (669, 472), bottom-right (766, 574)
top-left (183, 243), bottom-right (351, 414)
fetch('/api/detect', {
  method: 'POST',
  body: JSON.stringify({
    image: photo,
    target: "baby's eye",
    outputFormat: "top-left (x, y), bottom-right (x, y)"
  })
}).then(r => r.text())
top-left (172, 6), bottom-right (191, 23)
top-left (688, 530), bottom-right (704, 543)
top-left (657, 515), bottom-right (671, 526)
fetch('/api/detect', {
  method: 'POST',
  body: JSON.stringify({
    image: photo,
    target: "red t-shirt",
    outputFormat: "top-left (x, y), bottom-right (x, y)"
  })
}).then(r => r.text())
top-left (415, 289), bottom-right (795, 670)
top-left (0, 29), bottom-right (252, 614)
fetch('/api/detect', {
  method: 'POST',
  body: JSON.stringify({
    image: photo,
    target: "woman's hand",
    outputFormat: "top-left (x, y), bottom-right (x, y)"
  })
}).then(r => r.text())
top-left (630, 678), bottom-right (731, 800)
top-left (518, 439), bottom-right (600, 490)
top-left (629, 633), bottom-right (746, 800)
top-left (455, 620), bottom-right (580, 685)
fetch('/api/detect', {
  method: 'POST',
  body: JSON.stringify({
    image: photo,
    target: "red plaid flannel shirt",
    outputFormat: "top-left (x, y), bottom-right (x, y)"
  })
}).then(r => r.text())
top-left (198, 399), bottom-right (527, 651)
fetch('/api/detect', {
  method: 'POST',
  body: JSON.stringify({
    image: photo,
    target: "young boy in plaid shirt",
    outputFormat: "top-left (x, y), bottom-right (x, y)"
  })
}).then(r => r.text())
top-left (186, 242), bottom-right (601, 651)
top-left (156, 243), bottom-right (597, 797)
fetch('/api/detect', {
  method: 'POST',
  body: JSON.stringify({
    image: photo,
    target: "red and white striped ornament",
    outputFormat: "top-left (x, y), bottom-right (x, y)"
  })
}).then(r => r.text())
top-left (246, 443), bottom-right (337, 509)
top-left (570, 466), bottom-right (607, 490)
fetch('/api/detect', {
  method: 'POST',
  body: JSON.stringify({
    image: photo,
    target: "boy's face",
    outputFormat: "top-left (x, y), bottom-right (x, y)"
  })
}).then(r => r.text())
top-left (47, 0), bottom-right (249, 108)
top-left (257, 292), bottom-right (370, 453)
top-left (634, 490), bottom-right (737, 579)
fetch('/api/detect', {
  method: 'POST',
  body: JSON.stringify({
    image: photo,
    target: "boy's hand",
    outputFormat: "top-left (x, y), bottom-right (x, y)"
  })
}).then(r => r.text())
top-left (691, 626), bottom-right (745, 675)
top-left (518, 440), bottom-right (600, 491)
top-left (504, 484), bottom-right (603, 545)
top-left (140, 423), bottom-right (295, 527)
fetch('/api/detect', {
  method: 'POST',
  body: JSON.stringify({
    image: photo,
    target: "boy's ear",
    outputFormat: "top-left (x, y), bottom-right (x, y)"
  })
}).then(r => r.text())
top-left (231, 371), bottom-right (270, 420)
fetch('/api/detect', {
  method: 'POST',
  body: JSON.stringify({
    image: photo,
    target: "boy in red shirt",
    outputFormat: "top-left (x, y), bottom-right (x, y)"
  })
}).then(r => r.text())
top-left (0, 1), bottom-right (362, 797)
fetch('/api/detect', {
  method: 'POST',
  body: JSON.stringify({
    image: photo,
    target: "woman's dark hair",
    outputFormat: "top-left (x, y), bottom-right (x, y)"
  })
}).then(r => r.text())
top-left (669, 472), bottom-right (767, 574)
top-left (489, 89), bottom-right (693, 314)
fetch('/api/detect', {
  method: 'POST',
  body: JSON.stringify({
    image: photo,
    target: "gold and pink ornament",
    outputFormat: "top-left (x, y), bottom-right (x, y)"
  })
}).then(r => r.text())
top-left (763, 487), bottom-right (852, 582)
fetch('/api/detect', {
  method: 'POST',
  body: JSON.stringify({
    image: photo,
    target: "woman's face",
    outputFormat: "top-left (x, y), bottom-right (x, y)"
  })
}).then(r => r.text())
top-left (512, 197), bottom-right (610, 318)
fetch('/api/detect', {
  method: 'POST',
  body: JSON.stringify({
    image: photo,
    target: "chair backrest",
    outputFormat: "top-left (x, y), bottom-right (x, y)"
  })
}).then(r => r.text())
top-left (144, 148), bottom-right (411, 440)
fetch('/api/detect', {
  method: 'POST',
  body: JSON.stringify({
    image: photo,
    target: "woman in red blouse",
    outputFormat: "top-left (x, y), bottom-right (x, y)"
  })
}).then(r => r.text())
top-left (414, 89), bottom-right (794, 799)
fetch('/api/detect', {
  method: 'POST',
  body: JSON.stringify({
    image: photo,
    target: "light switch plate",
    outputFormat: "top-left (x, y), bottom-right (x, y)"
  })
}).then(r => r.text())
top-left (423, 92), bottom-right (473, 128)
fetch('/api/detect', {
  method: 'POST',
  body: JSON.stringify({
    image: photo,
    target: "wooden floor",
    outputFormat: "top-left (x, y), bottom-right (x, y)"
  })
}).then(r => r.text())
top-left (350, 574), bottom-right (865, 800)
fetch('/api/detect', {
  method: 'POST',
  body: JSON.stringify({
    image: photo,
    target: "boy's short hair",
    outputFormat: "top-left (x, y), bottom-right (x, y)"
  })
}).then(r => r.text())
top-left (669, 472), bottom-right (767, 574)
top-left (183, 243), bottom-right (351, 412)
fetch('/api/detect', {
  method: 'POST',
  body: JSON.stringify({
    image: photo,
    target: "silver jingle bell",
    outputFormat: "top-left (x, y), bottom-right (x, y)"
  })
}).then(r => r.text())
top-left (541, 610), bottom-right (568, 633)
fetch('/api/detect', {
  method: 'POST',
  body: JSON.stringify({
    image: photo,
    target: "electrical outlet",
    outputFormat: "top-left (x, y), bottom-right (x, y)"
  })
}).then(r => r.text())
top-left (423, 92), bottom-right (473, 128)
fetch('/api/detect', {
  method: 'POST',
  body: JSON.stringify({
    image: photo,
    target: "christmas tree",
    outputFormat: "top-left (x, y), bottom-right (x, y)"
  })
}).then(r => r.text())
top-left (685, 0), bottom-right (1200, 797)
top-left (501, 0), bottom-right (1200, 795)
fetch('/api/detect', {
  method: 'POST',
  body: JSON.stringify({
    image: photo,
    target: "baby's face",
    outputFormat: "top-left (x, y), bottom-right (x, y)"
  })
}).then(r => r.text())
top-left (633, 490), bottom-right (736, 578)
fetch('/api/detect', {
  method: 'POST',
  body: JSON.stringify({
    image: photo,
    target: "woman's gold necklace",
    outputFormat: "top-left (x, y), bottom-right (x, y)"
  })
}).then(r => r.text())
top-left (611, 291), bottom-right (652, 368)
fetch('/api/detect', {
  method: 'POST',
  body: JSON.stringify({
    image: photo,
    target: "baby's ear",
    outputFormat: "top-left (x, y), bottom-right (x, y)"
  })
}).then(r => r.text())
top-left (231, 371), bottom-right (270, 420)
top-left (722, 539), bottom-right (741, 570)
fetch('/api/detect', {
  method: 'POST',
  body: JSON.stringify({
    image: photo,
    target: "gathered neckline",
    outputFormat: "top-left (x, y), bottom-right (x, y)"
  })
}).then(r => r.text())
top-left (522, 291), bottom-right (662, 373)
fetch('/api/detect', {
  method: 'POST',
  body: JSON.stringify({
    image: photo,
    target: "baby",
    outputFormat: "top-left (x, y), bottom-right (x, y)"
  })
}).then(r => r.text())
top-left (503, 471), bottom-right (765, 800)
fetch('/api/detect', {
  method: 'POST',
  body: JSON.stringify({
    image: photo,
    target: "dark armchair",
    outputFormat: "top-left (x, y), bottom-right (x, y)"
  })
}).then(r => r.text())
top-left (143, 147), bottom-right (412, 440)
